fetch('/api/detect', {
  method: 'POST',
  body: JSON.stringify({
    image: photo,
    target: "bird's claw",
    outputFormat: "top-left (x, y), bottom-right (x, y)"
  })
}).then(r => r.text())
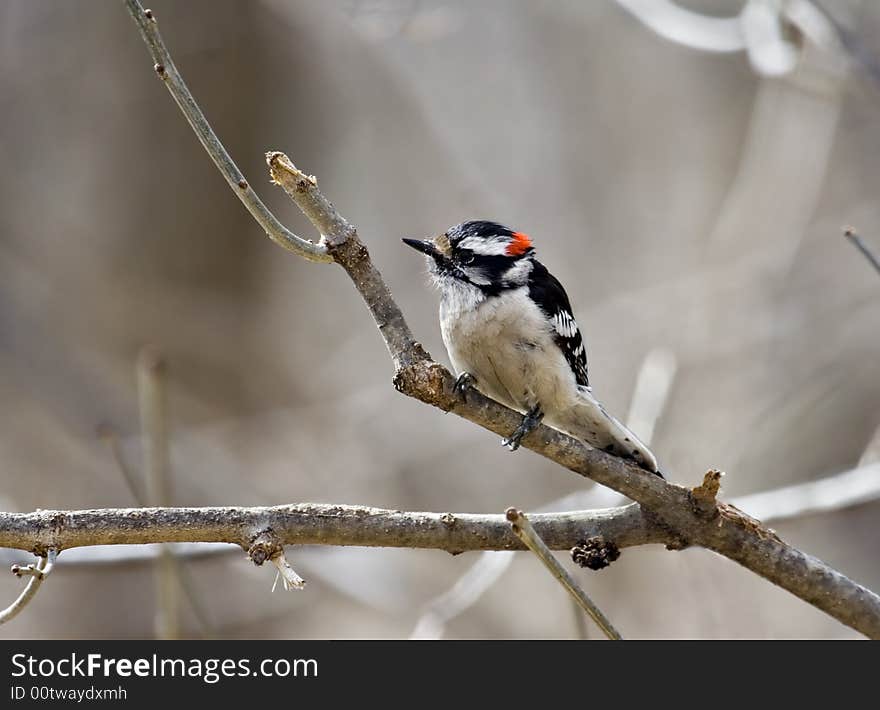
top-left (453, 372), bottom-right (476, 400)
top-left (501, 433), bottom-right (523, 451)
top-left (501, 406), bottom-right (543, 452)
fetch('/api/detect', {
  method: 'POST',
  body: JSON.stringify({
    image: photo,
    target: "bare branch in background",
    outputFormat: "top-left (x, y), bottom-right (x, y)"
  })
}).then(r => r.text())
top-left (733, 462), bottom-right (880, 523)
top-left (843, 228), bottom-right (880, 276)
top-left (613, 0), bottom-right (746, 53)
top-left (98, 356), bottom-right (216, 637)
top-left (506, 508), bottom-right (621, 640)
top-left (0, 549), bottom-right (57, 625)
top-left (614, 0), bottom-right (859, 78)
top-left (137, 347), bottom-right (179, 639)
top-left (624, 348), bottom-right (678, 463)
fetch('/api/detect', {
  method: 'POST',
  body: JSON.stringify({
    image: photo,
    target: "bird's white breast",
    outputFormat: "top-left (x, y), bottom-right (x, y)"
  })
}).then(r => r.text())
top-left (439, 284), bottom-right (577, 414)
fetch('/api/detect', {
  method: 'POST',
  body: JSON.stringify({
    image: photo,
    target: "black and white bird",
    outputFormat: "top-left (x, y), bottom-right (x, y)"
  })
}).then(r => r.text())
top-left (403, 220), bottom-right (660, 474)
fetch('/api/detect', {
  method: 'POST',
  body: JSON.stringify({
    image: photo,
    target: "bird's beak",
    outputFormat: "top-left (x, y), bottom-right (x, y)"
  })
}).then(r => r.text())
top-left (402, 238), bottom-right (440, 259)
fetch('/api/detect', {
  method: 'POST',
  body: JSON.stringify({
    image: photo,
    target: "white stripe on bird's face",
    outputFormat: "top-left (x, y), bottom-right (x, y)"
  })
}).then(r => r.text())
top-left (456, 235), bottom-right (513, 256)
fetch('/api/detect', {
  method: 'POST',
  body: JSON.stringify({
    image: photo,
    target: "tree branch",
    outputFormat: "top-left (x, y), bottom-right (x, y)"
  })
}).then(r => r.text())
top-left (0, 503), bottom-right (663, 554)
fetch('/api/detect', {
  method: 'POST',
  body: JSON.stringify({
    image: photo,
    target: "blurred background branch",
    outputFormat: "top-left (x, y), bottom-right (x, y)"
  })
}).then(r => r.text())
top-left (843, 228), bottom-right (880, 274)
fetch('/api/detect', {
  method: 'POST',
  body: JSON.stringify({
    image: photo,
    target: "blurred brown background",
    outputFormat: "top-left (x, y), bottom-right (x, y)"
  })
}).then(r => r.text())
top-left (0, 0), bottom-right (878, 639)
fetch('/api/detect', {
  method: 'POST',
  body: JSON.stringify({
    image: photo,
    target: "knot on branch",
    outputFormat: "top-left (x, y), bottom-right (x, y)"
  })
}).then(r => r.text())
top-left (691, 469), bottom-right (724, 518)
top-left (571, 536), bottom-right (621, 571)
top-left (440, 512), bottom-right (456, 528)
top-left (247, 529), bottom-right (283, 567)
top-left (393, 361), bottom-right (455, 410)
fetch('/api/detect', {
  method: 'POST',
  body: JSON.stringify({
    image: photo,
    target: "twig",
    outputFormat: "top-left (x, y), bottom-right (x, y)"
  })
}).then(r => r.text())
top-left (506, 509), bottom-right (621, 640)
top-left (122, 1), bottom-right (331, 263)
top-left (0, 550), bottom-right (57, 625)
top-left (137, 347), bottom-right (179, 639)
top-left (843, 228), bottom-right (880, 276)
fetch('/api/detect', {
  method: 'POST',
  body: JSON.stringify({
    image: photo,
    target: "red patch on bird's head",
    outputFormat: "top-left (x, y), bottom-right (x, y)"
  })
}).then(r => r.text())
top-left (506, 231), bottom-right (532, 256)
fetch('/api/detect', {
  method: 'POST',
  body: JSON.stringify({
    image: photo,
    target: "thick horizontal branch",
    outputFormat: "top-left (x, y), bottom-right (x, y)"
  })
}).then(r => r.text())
top-left (0, 503), bottom-right (663, 555)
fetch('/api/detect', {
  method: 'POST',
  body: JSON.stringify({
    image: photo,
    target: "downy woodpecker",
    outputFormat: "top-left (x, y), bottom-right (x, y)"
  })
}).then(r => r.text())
top-left (403, 220), bottom-right (660, 474)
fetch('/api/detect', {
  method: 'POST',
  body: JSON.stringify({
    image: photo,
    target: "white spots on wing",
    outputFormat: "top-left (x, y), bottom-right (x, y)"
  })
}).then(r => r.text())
top-left (553, 311), bottom-right (578, 339)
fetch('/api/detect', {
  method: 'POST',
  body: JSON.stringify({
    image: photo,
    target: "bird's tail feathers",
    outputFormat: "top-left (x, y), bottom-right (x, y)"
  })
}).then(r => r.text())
top-left (553, 388), bottom-right (661, 475)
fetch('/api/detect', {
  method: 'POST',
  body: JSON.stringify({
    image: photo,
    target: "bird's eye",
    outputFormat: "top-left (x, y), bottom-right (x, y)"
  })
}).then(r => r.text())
top-left (461, 252), bottom-right (475, 265)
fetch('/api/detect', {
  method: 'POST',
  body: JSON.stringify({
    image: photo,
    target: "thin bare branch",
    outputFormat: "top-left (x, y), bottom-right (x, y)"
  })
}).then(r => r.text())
top-left (506, 508), bottom-right (621, 640)
top-left (843, 228), bottom-right (880, 276)
top-left (0, 550), bottom-right (57, 625)
top-left (122, 0), bottom-right (331, 262)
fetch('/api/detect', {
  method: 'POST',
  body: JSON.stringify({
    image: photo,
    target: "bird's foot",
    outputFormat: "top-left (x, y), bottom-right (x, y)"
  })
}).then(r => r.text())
top-left (453, 372), bottom-right (476, 401)
top-left (502, 406), bottom-right (543, 451)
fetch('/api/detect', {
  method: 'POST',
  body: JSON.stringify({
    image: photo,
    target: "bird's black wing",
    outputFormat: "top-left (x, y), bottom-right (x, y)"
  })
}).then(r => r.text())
top-left (527, 260), bottom-right (589, 388)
